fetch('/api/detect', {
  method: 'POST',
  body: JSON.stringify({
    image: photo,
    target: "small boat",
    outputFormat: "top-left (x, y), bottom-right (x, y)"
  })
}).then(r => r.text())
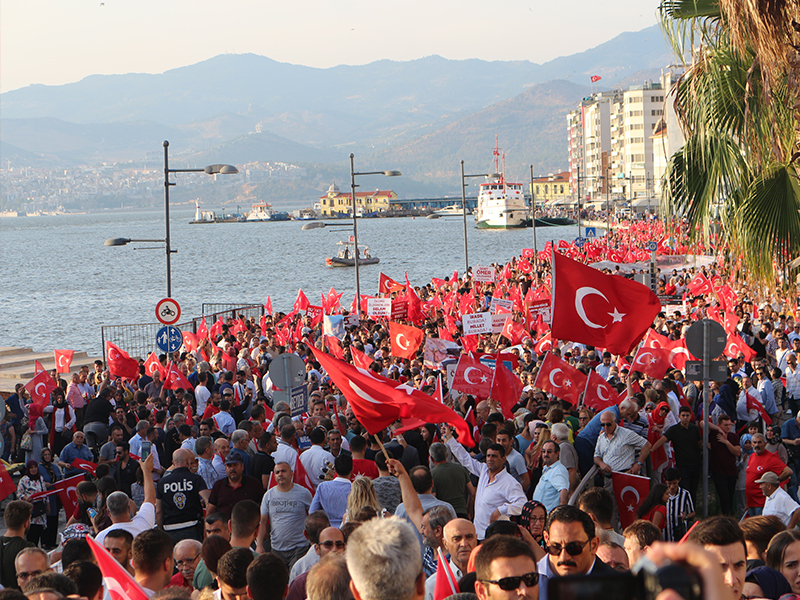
top-left (326, 240), bottom-right (380, 267)
top-left (434, 204), bottom-right (469, 217)
top-left (246, 203), bottom-right (275, 221)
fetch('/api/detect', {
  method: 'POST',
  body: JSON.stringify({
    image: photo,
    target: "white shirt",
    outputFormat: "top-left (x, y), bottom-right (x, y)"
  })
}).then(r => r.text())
top-left (445, 437), bottom-right (526, 539)
top-left (288, 546), bottom-right (319, 583)
top-left (273, 440), bottom-right (298, 470)
top-left (94, 502), bottom-right (156, 544)
top-left (763, 485), bottom-right (800, 526)
top-left (594, 425), bottom-right (647, 472)
top-left (425, 559), bottom-right (462, 600)
top-left (195, 386), bottom-right (210, 417)
top-left (213, 411), bottom-right (236, 437)
top-left (299, 444), bottom-right (334, 490)
top-left (212, 454), bottom-right (227, 481)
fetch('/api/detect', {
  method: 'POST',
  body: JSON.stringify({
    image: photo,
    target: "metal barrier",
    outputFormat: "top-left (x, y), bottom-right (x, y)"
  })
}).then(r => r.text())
top-left (101, 303), bottom-right (265, 363)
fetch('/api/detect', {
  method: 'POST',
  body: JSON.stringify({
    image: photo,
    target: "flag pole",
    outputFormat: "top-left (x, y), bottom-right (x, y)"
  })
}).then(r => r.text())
top-left (373, 433), bottom-right (392, 464)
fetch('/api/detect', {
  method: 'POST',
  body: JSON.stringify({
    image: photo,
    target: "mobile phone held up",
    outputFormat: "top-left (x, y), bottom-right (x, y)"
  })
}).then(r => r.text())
top-left (141, 441), bottom-right (151, 460)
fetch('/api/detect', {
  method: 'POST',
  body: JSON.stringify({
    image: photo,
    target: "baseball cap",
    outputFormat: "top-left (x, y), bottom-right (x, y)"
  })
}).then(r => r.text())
top-left (755, 472), bottom-right (780, 485)
top-left (225, 454), bottom-right (244, 466)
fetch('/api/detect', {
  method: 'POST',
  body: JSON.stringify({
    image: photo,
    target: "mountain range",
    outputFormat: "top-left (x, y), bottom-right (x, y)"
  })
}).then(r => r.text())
top-left (1, 24), bottom-right (673, 201)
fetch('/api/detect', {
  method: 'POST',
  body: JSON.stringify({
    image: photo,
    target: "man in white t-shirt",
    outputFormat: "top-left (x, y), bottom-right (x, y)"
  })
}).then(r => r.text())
top-left (759, 471), bottom-right (800, 528)
top-left (95, 453), bottom-right (157, 544)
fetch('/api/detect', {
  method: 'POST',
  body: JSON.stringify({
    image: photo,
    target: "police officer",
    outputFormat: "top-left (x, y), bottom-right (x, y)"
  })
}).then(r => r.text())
top-left (156, 448), bottom-right (210, 543)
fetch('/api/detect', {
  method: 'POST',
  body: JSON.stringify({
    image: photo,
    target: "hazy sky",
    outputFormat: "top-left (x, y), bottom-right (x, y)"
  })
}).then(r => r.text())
top-left (1, 0), bottom-right (661, 94)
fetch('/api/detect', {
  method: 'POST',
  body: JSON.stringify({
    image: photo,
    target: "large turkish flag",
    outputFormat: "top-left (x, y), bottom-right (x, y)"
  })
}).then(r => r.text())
top-left (87, 536), bottom-right (149, 600)
top-left (631, 345), bottom-right (671, 379)
top-left (583, 370), bottom-right (620, 412)
top-left (612, 471), bottom-right (651, 529)
top-left (54, 350), bottom-right (74, 374)
top-left (390, 322), bottom-right (425, 359)
top-left (551, 251), bottom-right (662, 354)
top-left (451, 354), bottom-right (494, 399)
top-left (106, 342), bottom-right (140, 380)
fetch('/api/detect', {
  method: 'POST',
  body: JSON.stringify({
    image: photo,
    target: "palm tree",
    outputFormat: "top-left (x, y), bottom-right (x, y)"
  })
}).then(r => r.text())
top-left (659, 0), bottom-right (800, 285)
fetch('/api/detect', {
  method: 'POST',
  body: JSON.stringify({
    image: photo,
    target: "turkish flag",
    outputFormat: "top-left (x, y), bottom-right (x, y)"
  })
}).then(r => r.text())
top-left (501, 318), bottom-right (530, 345)
top-left (590, 75), bottom-right (602, 82)
top-left (143, 352), bottom-right (165, 379)
top-left (70, 458), bottom-right (98, 476)
top-left (379, 273), bottom-right (404, 294)
top-left (642, 328), bottom-right (670, 350)
top-left (54, 474), bottom-right (86, 519)
top-left (724, 334), bottom-right (756, 362)
top-left (350, 345), bottom-right (374, 370)
top-left (491, 358), bottom-right (524, 419)
top-left (54, 350), bottom-right (74, 374)
top-left (162, 362), bottom-right (193, 392)
top-left (631, 346), bottom-right (671, 379)
top-left (534, 352), bottom-right (586, 405)
top-left (325, 335), bottom-right (345, 360)
top-left (267, 455), bottom-right (316, 495)
top-left (612, 471), bottom-right (651, 529)
top-left (521, 248), bottom-right (534, 258)
top-left (666, 338), bottom-right (696, 370)
top-left (433, 547), bottom-right (459, 600)
top-left (293, 289), bottom-right (310, 313)
top-left (196, 318), bottom-right (208, 341)
top-left (723, 311), bottom-right (740, 336)
top-left (451, 354), bottom-right (495, 399)
top-left (25, 370), bottom-right (57, 410)
top-left (551, 251), bottom-right (661, 354)
top-left (518, 259), bottom-right (532, 274)
top-left (264, 296), bottom-right (273, 315)
top-left (438, 327), bottom-right (454, 343)
top-left (616, 354), bottom-right (632, 372)
top-left (313, 351), bottom-right (404, 434)
top-left (87, 536), bottom-right (150, 600)
top-left (534, 332), bottom-right (552, 355)
top-left (716, 285), bottom-right (738, 313)
top-left (182, 331), bottom-right (199, 353)
top-left (0, 463), bottom-right (17, 501)
top-left (687, 271), bottom-right (715, 296)
top-left (390, 322), bottom-right (425, 359)
top-left (746, 392), bottom-right (773, 425)
top-left (106, 342), bottom-right (140, 381)
top-left (209, 318), bottom-right (224, 340)
top-left (405, 274), bottom-right (423, 324)
top-left (583, 370), bottom-right (620, 412)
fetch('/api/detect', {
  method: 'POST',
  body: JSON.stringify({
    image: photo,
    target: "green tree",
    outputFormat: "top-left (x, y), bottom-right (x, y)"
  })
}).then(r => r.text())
top-left (659, 0), bottom-right (800, 284)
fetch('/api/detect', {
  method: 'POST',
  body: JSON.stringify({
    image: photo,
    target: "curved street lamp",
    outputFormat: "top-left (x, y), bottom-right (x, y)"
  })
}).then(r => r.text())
top-left (104, 140), bottom-right (238, 298)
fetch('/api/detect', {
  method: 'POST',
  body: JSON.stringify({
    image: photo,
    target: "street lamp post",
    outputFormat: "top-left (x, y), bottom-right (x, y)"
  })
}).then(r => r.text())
top-left (350, 154), bottom-right (401, 311)
top-left (460, 162), bottom-right (500, 276)
top-left (105, 140), bottom-right (238, 298)
top-left (529, 165), bottom-right (538, 272)
top-left (606, 166), bottom-right (612, 251)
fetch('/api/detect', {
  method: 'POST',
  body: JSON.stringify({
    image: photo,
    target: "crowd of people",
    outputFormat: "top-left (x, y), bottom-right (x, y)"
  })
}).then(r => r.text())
top-left (1, 251), bottom-right (800, 600)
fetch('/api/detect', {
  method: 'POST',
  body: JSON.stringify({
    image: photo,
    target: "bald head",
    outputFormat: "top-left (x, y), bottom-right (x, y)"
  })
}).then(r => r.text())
top-left (442, 518), bottom-right (477, 570)
top-left (172, 449), bottom-right (192, 468)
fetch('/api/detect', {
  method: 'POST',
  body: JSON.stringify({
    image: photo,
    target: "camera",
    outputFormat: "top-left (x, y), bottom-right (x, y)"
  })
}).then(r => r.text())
top-left (548, 556), bottom-right (702, 600)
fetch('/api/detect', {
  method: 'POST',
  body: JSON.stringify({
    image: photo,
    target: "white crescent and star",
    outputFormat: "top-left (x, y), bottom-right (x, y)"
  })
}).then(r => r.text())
top-left (348, 381), bottom-right (383, 405)
top-left (549, 368), bottom-right (563, 388)
top-left (109, 349), bottom-right (120, 361)
top-left (34, 383), bottom-right (46, 397)
top-left (396, 333), bottom-right (410, 351)
top-left (575, 287), bottom-right (626, 329)
top-left (596, 385), bottom-right (609, 402)
top-left (464, 367), bottom-right (480, 385)
top-left (57, 355), bottom-right (67, 367)
top-left (636, 351), bottom-right (653, 366)
top-left (620, 485), bottom-right (641, 513)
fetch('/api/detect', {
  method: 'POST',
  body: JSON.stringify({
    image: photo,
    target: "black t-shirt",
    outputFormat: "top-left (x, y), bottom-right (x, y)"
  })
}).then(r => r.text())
top-left (252, 451), bottom-right (275, 483)
top-left (664, 423), bottom-right (703, 468)
top-left (156, 467), bottom-right (208, 525)
top-left (0, 536), bottom-right (35, 589)
top-left (84, 397), bottom-right (114, 424)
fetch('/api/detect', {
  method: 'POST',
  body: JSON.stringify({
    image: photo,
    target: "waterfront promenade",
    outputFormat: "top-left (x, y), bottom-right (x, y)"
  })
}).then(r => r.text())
top-left (0, 346), bottom-right (102, 395)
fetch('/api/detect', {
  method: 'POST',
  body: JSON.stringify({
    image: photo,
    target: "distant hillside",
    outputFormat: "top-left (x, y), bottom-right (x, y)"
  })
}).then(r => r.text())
top-left (367, 79), bottom-right (590, 188)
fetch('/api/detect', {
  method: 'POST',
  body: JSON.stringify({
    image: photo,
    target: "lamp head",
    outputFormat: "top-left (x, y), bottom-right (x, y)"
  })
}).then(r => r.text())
top-left (383, 170), bottom-right (402, 177)
top-left (204, 164), bottom-right (239, 175)
top-left (104, 238), bottom-right (131, 247)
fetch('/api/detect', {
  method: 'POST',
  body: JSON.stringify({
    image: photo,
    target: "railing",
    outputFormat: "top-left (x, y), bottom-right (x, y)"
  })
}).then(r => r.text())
top-left (101, 303), bottom-right (264, 363)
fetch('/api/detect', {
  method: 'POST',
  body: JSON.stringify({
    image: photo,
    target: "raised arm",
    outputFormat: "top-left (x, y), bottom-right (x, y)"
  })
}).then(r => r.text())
top-left (388, 458), bottom-right (423, 531)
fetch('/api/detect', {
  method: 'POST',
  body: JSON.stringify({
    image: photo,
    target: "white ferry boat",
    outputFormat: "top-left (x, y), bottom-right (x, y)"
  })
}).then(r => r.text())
top-left (434, 204), bottom-right (470, 217)
top-left (246, 203), bottom-right (274, 221)
top-left (473, 141), bottom-right (527, 229)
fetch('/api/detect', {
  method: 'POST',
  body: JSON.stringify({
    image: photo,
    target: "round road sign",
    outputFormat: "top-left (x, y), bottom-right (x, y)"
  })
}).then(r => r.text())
top-left (685, 319), bottom-right (727, 359)
top-left (156, 326), bottom-right (183, 353)
top-left (156, 298), bottom-right (181, 325)
top-left (647, 241), bottom-right (658, 252)
top-left (269, 354), bottom-right (307, 390)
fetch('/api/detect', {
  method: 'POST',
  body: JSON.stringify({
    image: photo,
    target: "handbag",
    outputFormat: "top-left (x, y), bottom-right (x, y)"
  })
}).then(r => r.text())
top-left (20, 432), bottom-right (32, 452)
top-left (30, 500), bottom-right (47, 518)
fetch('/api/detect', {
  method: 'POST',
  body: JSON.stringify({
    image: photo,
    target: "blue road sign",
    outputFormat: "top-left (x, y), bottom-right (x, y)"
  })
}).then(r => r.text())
top-left (290, 385), bottom-right (309, 418)
top-left (647, 241), bottom-right (658, 252)
top-left (156, 326), bottom-right (183, 353)
top-left (585, 227), bottom-right (596, 238)
top-left (574, 237), bottom-right (586, 248)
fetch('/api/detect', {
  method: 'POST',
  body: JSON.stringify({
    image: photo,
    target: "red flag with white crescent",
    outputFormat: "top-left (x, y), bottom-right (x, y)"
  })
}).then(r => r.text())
top-left (583, 370), bottom-right (621, 412)
top-left (350, 345), bottom-right (374, 370)
top-left (162, 362), bottom-right (193, 392)
top-left (631, 345), bottom-right (671, 379)
top-left (87, 535), bottom-right (150, 600)
top-left (390, 322), bottom-right (425, 359)
top-left (264, 296), bottom-right (273, 315)
top-left (143, 352), bottom-right (166, 379)
top-left (724, 334), bottom-right (756, 362)
top-left (0, 463), bottom-right (17, 501)
top-left (54, 474), bottom-right (86, 519)
top-left (54, 350), bottom-right (74, 374)
top-left (533, 351), bottom-right (586, 405)
top-left (209, 318), bottom-right (224, 340)
top-left (70, 458), bottom-right (98, 476)
top-left (196, 318), bottom-right (208, 341)
top-left (612, 471), bottom-right (650, 529)
top-left (534, 332), bottom-right (552, 355)
top-left (106, 342), bottom-right (140, 380)
top-left (451, 354), bottom-right (495, 399)
top-left (24, 370), bottom-right (57, 410)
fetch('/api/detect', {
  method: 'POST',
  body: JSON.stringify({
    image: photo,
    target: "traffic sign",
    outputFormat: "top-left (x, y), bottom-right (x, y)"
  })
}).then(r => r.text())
top-left (585, 227), bottom-right (596, 238)
top-left (574, 237), bottom-right (586, 248)
top-left (156, 326), bottom-right (183, 353)
top-left (269, 354), bottom-right (307, 390)
top-left (686, 319), bottom-right (727, 359)
top-left (273, 385), bottom-right (309, 418)
top-left (647, 241), bottom-right (658, 252)
top-left (155, 298), bottom-right (181, 325)
top-left (685, 360), bottom-right (728, 380)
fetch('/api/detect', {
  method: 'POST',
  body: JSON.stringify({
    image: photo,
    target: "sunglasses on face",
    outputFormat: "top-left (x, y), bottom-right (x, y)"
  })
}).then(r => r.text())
top-left (319, 540), bottom-right (345, 549)
top-left (601, 422), bottom-right (615, 428)
top-left (481, 572), bottom-right (539, 591)
top-left (546, 539), bottom-right (591, 556)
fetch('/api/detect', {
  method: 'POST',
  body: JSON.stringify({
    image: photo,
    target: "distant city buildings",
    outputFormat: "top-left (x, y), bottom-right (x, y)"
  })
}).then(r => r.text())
top-left (566, 68), bottom-right (685, 207)
top-left (318, 182), bottom-right (398, 217)
top-left (531, 172), bottom-right (570, 205)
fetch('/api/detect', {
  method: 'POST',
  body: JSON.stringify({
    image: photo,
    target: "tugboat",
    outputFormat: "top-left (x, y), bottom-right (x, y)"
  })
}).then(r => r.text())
top-left (473, 138), bottom-right (527, 229)
top-left (326, 240), bottom-right (380, 267)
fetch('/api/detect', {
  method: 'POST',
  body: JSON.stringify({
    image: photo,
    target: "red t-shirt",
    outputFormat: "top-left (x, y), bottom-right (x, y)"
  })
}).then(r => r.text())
top-left (351, 459), bottom-right (379, 480)
top-left (167, 573), bottom-right (192, 590)
top-left (746, 450), bottom-right (787, 507)
top-left (202, 405), bottom-right (220, 420)
top-left (643, 505), bottom-right (667, 530)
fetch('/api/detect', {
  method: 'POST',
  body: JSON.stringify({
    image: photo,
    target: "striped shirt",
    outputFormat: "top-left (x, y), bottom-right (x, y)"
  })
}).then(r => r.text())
top-left (665, 488), bottom-right (694, 542)
top-left (594, 426), bottom-right (648, 472)
top-left (786, 365), bottom-right (800, 399)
